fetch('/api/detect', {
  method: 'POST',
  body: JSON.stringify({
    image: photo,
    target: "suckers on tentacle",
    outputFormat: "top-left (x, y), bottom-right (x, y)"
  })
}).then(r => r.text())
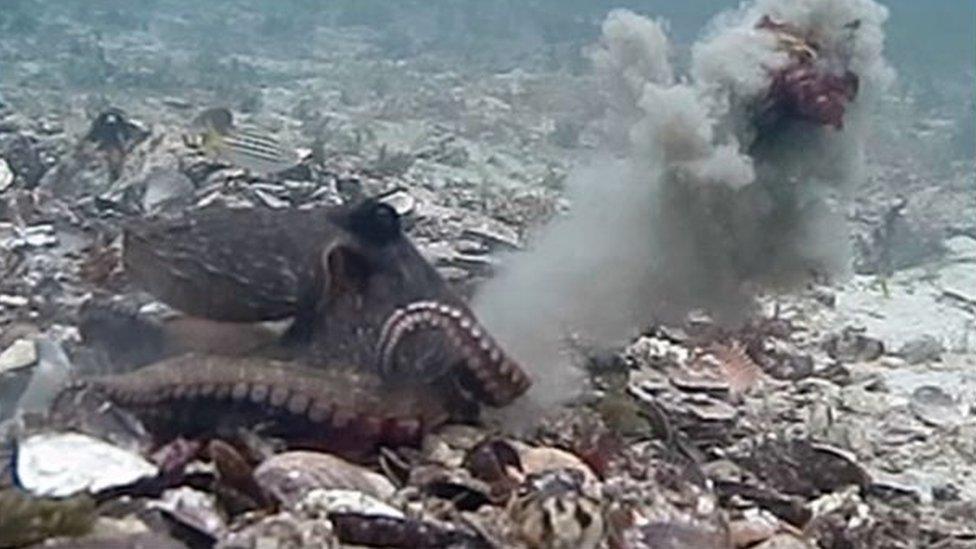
top-left (377, 300), bottom-right (532, 407)
top-left (61, 354), bottom-right (451, 452)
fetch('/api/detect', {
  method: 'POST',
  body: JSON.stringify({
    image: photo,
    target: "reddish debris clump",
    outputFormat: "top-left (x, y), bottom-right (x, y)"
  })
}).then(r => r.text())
top-left (767, 65), bottom-right (859, 129)
top-left (757, 14), bottom-right (860, 130)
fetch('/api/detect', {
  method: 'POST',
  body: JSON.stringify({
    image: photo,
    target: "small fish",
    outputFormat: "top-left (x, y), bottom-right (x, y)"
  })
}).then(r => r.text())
top-left (188, 107), bottom-right (299, 176)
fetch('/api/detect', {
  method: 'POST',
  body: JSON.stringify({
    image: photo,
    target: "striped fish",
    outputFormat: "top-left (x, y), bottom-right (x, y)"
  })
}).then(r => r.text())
top-left (188, 108), bottom-right (299, 176)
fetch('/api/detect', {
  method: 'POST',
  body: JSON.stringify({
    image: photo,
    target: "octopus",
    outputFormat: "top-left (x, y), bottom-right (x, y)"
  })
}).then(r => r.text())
top-left (67, 198), bottom-right (531, 456)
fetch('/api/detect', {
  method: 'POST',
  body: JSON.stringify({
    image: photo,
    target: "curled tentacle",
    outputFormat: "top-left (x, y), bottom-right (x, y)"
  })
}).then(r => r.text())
top-left (377, 301), bottom-right (531, 407)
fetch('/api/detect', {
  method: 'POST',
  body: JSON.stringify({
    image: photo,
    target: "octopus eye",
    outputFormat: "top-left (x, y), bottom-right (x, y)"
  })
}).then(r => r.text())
top-left (347, 200), bottom-right (402, 245)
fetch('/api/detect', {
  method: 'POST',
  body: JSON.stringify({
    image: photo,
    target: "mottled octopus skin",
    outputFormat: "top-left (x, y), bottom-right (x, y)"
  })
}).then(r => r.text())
top-left (122, 206), bottom-right (336, 322)
top-left (107, 199), bottom-right (531, 448)
top-left (120, 200), bottom-right (532, 408)
top-left (76, 354), bottom-right (451, 451)
top-left (122, 199), bottom-right (407, 323)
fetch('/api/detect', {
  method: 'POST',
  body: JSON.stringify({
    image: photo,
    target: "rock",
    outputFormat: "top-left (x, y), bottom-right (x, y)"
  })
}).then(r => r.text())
top-left (896, 334), bottom-right (943, 364)
top-left (254, 452), bottom-right (395, 508)
top-left (909, 385), bottom-right (965, 428)
top-left (16, 432), bottom-right (158, 497)
top-left (0, 338), bottom-right (37, 375)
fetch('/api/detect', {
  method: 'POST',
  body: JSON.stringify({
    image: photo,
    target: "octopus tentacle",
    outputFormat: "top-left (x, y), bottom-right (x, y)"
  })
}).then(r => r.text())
top-left (377, 301), bottom-right (531, 407)
top-left (64, 354), bottom-right (445, 449)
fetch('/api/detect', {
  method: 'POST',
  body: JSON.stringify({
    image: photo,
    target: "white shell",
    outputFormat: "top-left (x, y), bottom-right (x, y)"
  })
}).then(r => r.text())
top-left (16, 432), bottom-right (158, 497)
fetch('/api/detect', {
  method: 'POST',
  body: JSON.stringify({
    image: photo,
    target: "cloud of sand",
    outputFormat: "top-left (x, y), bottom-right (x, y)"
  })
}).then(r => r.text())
top-left (474, 1), bottom-right (893, 420)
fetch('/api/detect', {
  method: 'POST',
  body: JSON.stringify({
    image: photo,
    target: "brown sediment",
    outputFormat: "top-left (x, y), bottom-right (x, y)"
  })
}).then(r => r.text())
top-left (377, 300), bottom-right (532, 407)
